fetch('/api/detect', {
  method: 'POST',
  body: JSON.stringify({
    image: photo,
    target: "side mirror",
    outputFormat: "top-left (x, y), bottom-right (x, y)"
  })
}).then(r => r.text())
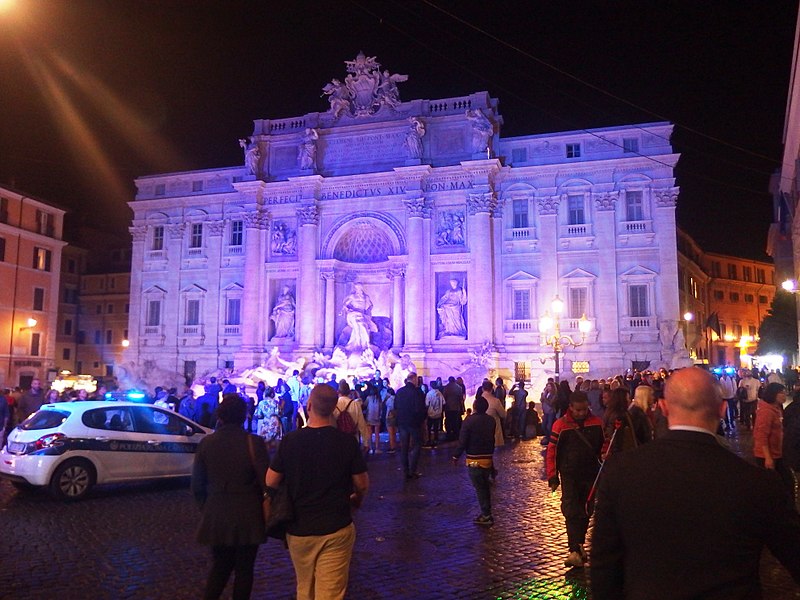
top-left (183, 425), bottom-right (195, 437)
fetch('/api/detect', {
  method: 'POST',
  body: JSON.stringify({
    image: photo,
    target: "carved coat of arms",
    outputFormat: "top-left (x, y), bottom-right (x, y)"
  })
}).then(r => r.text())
top-left (322, 52), bottom-right (408, 119)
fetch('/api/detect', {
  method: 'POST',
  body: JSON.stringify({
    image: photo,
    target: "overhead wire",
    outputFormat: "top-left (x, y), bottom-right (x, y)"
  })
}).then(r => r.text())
top-left (348, 0), bottom-right (778, 196)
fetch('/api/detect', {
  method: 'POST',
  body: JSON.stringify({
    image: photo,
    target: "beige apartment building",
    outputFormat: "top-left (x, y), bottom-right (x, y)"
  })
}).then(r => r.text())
top-left (0, 185), bottom-right (66, 388)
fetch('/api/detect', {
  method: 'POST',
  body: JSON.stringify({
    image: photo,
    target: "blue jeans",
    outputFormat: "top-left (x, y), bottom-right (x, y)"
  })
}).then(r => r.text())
top-left (399, 425), bottom-right (421, 476)
top-left (468, 466), bottom-right (492, 517)
top-left (542, 411), bottom-right (556, 440)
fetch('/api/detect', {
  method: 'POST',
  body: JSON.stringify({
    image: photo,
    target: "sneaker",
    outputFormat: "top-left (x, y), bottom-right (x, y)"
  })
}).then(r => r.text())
top-left (473, 514), bottom-right (494, 527)
top-left (564, 551), bottom-right (585, 568)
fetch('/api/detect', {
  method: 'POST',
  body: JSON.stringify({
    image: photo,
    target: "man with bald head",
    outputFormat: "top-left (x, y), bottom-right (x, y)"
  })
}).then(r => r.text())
top-left (591, 367), bottom-right (800, 599)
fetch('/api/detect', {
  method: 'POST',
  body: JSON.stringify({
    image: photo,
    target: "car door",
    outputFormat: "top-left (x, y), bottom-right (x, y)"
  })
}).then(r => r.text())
top-left (80, 406), bottom-right (143, 482)
top-left (129, 405), bottom-right (203, 476)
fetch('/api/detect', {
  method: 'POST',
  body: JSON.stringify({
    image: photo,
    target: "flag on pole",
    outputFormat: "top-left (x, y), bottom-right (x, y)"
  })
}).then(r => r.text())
top-left (706, 312), bottom-right (721, 336)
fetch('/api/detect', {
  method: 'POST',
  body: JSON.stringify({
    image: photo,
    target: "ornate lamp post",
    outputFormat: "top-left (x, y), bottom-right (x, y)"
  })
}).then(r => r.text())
top-left (538, 295), bottom-right (591, 382)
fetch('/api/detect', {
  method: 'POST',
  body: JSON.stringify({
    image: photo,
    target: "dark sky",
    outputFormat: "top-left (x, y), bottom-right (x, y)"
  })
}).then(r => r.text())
top-left (0, 1), bottom-right (797, 259)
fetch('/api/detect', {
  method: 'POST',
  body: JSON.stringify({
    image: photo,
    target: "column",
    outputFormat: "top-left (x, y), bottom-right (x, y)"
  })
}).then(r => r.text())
top-left (125, 225), bottom-right (147, 364)
top-left (467, 192), bottom-right (497, 345)
top-left (240, 210), bottom-right (269, 351)
top-left (593, 192), bottom-right (621, 347)
top-left (654, 188), bottom-right (680, 319)
top-left (403, 197), bottom-right (427, 350)
top-left (164, 222), bottom-right (185, 351)
top-left (536, 195), bottom-right (561, 310)
top-left (322, 271), bottom-right (335, 350)
top-left (390, 267), bottom-right (405, 348)
top-left (204, 219), bottom-right (225, 347)
top-left (296, 204), bottom-right (320, 351)
top-left (491, 204), bottom-right (505, 351)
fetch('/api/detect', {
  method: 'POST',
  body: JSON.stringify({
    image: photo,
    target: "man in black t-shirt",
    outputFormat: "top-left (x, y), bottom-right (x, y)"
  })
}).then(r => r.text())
top-left (267, 385), bottom-right (368, 600)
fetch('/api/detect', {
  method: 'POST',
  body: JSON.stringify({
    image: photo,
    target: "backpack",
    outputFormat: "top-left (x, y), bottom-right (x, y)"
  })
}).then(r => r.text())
top-left (336, 399), bottom-right (358, 434)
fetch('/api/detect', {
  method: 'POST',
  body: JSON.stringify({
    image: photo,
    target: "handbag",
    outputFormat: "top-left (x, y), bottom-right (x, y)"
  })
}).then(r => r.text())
top-left (246, 436), bottom-right (293, 541)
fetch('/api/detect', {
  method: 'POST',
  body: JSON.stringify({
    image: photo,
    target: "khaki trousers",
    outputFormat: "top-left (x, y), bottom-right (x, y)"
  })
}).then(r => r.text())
top-left (286, 522), bottom-right (355, 600)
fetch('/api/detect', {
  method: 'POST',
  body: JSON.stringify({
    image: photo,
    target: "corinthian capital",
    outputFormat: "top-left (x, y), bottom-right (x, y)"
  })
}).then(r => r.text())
top-left (404, 196), bottom-right (431, 218)
top-left (205, 220), bottom-right (226, 236)
top-left (243, 210), bottom-right (270, 230)
top-left (296, 205), bottom-right (320, 225)
top-left (467, 192), bottom-right (497, 215)
top-left (537, 195), bottom-right (561, 216)
top-left (129, 225), bottom-right (147, 242)
top-left (167, 223), bottom-right (185, 240)
top-left (654, 187), bottom-right (679, 208)
top-left (593, 191), bottom-right (619, 211)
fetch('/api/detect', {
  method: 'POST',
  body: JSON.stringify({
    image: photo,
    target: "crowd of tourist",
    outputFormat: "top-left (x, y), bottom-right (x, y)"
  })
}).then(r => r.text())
top-left (5, 364), bottom-right (800, 599)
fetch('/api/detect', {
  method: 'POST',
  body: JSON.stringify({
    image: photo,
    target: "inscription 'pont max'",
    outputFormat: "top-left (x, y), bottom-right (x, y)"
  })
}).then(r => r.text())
top-left (322, 131), bottom-right (405, 163)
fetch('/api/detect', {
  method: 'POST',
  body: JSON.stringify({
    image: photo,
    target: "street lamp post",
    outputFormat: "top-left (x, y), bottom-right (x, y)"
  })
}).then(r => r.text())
top-left (538, 295), bottom-right (591, 382)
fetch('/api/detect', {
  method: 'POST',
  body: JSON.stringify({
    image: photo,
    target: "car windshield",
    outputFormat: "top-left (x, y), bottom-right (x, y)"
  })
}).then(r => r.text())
top-left (20, 409), bottom-right (70, 431)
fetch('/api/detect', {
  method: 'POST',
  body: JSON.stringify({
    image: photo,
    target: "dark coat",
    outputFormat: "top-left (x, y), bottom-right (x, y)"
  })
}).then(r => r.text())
top-left (591, 429), bottom-right (800, 599)
top-left (191, 424), bottom-right (269, 546)
top-left (394, 382), bottom-right (426, 428)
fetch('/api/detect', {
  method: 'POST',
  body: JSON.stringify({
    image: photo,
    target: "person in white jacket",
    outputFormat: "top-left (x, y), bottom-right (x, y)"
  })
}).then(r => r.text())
top-left (718, 371), bottom-right (738, 431)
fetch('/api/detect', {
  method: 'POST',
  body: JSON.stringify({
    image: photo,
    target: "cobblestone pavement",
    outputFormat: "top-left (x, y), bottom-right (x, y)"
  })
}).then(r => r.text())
top-left (1, 428), bottom-right (799, 599)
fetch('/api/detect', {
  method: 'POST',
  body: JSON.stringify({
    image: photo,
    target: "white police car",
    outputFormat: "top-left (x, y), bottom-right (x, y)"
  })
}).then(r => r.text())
top-left (0, 401), bottom-right (212, 500)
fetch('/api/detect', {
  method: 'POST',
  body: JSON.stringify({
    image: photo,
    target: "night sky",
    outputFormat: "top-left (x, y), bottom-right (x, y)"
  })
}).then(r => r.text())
top-left (0, 1), bottom-right (797, 260)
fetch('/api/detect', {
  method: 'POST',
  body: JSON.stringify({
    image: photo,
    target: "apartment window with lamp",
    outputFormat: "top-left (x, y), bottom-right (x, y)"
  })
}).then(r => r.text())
top-left (36, 210), bottom-right (53, 236)
top-left (33, 247), bottom-right (52, 271)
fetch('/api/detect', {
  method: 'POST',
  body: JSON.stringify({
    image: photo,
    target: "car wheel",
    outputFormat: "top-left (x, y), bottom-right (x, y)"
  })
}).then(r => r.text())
top-left (49, 459), bottom-right (96, 501)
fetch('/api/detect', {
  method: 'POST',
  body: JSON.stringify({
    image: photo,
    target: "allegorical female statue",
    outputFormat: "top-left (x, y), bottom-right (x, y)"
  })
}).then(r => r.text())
top-left (270, 286), bottom-right (296, 339)
top-left (342, 283), bottom-right (378, 352)
top-left (437, 278), bottom-right (467, 338)
top-left (297, 128), bottom-right (319, 171)
top-left (404, 117), bottom-right (425, 159)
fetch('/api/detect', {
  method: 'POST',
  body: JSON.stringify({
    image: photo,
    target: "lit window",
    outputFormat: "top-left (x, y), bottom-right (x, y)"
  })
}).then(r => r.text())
top-left (622, 138), bottom-right (639, 153)
top-left (629, 285), bottom-right (649, 317)
top-left (147, 300), bottom-right (161, 327)
top-left (512, 200), bottom-right (529, 229)
top-left (625, 191), bottom-right (643, 221)
top-left (567, 195), bottom-right (585, 225)
top-left (512, 289), bottom-right (530, 320)
top-left (190, 223), bottom-right (203, 249)
top-left (230, 220), bottom-right (244, 246)
top-left (186, 299), bottom-right (200, 326)
top-left (152, 226), bottom-right (164, 251)
top-left (569, 288), bottom-right (587, 319)
top-left (566, 143), bottom-right (581, 158)
top-left (226, 298), bottom-right (241, 326)
top-left (33, 247), bottom-right (52, 271)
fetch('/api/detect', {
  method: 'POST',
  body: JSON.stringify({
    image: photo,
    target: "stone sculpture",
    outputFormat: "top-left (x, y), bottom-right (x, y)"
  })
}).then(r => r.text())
top-left (465, 109), bottom-right (493, 154)
top-left (322, 53), bottom-right (409, 119)
top-left (404, 117), bottom-right (425, 159)
top-left (239, 138), bottom-right (260, 176)
top-left (270, 286), bottom-right (296, 339)
top-left (437, 278), bottom-right (468, 338)
top-left (297, 128), bottom-right (319, 170)
top-left (342, 283), bottom-right (378, 352)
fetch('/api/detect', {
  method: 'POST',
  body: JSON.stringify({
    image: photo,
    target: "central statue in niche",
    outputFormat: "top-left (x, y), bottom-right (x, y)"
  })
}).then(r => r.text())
top-left (341, 283), bottom-right (378, 352)
top-left (336, 282), bottom-right (393, 354)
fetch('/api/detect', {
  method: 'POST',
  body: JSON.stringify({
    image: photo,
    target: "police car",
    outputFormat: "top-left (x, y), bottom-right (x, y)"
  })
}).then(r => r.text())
top-left (0, 401), bottom-right (212, 500)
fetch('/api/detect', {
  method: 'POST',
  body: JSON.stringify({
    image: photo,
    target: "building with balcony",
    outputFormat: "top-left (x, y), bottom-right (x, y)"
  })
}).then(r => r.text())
top-left (126, 54), bottom-right (682, 388)
top-left (0, 185), bottom-right (66, 388)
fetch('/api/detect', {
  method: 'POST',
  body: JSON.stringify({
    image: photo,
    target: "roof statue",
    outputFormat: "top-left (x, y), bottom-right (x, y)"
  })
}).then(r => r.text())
top-left (322, 52), bottom-right (408, 119)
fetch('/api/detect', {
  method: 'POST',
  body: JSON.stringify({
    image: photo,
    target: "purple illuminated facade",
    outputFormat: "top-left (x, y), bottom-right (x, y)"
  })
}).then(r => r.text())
top-left (125, 55), bottom-right (683, 389)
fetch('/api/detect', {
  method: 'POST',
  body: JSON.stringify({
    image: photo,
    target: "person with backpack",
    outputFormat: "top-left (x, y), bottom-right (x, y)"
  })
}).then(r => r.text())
top-left (425, 380), bottom-right (445, 447)
top-left (335, 381), bottom-right (370, 454)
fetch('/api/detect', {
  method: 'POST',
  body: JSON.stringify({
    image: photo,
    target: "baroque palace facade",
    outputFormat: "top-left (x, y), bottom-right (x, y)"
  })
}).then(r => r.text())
top-left (125, 54), bottom-right (682, 386)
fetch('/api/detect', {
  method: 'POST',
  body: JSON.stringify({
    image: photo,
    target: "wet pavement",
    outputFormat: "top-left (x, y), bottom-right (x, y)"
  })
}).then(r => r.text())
top-left (0, 427), bottom-right (798, 599)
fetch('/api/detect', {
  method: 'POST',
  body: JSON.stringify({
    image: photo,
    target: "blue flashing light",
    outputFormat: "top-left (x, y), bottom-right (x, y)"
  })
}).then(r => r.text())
top-left (712, 367), bottom-right (723, 375)
top-left (127, 391), bottom-right (146, 401)
top-left (724, 367), bottom-right (736, 375)
top-left (104, 392), bottom-right (114, 400)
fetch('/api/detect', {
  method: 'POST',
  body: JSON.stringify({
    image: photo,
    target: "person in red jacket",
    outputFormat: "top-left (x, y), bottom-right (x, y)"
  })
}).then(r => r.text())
top-left (754, 382), bottom-right (794, 503)
top-left (546, 390), bottom-right (605, 568)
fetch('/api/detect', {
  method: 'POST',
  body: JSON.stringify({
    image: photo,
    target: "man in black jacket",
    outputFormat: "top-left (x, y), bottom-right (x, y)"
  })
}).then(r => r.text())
top-left (591, 367), bottom-right (800, 599)
top-left (451, 396), bottom-right (496, 526)
top-left (394, 372), bottom-right (426, 480)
